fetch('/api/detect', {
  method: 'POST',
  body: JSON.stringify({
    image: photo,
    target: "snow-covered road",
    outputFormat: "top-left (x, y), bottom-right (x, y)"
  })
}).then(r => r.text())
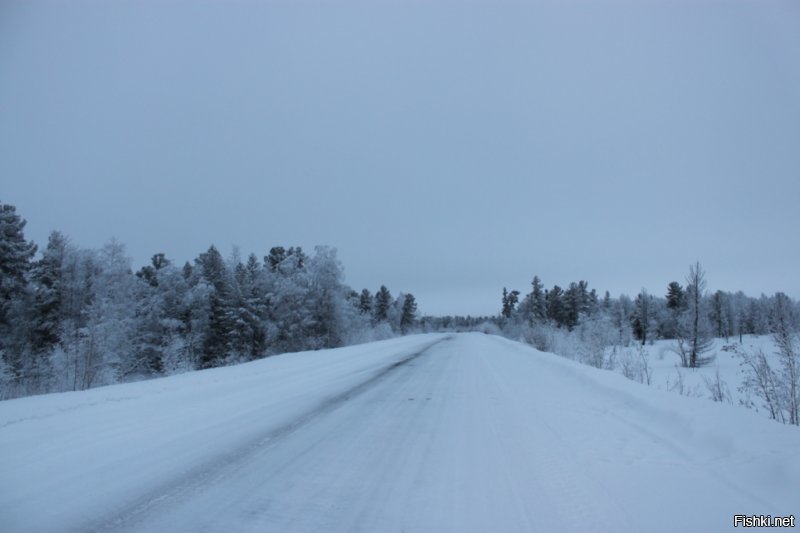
top-left (2, 333), bottom-right (798, 532)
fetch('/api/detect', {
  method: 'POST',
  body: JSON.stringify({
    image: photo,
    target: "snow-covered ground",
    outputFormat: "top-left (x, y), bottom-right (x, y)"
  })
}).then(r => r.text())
top-left (1, 333), bottom-right (798, 532)
top-left (609, 335), bottom-right (785, 416)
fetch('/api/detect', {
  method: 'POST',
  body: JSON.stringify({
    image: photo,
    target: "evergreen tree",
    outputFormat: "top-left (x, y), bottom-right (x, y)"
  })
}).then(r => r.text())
top-left (135, 253), bottom-right (168, 287)
top-left (228, 257), bottom-right (263, 359)
top-left (666, 281), bottom-right (684, 312)
top-left (709, 290), bottom-right (732, 341)
top-left (238, 253), bottom-right (268, 357)
top-left (587, 288), bottom-right (599, 315)
top-left (546, 285), bottom-right (565, 326)
top-left (29, 231), bottom-right (68, 356)
top-left (196, 245), bottom-right (235, 368)
top-left (632, 289), bottom-right (653, 345)
top-left (130, 273), bottom-right (167, 377)
top-left (662, 281), bottom-right (684, 339)
top-left (359, 288), bottom-right (373, 315)
top-left (602, 290), bottom-right (611, 310)
top-left (501, 287), bottom-right (519, 319)
top-left (530, 276), bottom-right (546, 322)
top-left (182, 261), bottom-right (193, 280)
top-left (400, 293), bottom-right (418, 333)
top-left (0, 203), bottom-right (38, 380)
top-left (266, 246), bottom-right (286, 272)
top-left (374, 285), bottom-right (392, 322)
top-left (265, 246), bottom-right (313, 353)
top-left (563, 282), bottom-right (589, 329)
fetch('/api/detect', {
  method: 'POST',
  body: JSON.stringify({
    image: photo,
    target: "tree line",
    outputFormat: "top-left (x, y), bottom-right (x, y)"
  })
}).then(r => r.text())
top-left (2, 200), bottom-right (797, 422)
top-left (495, 265), bottom-right (798, 362)
top-left (492, 263), bottom-right (800, 425)
top-left (0, 203), bottom-right (418, 399)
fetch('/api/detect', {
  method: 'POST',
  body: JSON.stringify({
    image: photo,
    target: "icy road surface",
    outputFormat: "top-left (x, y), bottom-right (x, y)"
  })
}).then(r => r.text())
top-left (1, 333), bottom-right (798, 532)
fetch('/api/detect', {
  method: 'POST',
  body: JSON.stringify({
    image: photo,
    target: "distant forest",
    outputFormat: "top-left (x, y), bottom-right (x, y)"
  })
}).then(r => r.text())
top-left (0, 203), bottom-right (417, 399)
top-left (1, 202), bottom-right (798, 407)
top-left (455, 266), bottom-right (798, 361)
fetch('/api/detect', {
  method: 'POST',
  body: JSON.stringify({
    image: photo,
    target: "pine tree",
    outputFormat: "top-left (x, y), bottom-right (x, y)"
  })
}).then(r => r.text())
top-left (266, 246), bottom-right (286, 272)
top-left (136, 253), bottom-right (168, 287)
top-left (546, 285), bottom-right (565, 326)
top-left (661, 281), bottom-right (684, 339)
top-left (237, 253), bottom-right (268, 358)
top-left (530, 276), bottom-right (546, 323)
top-left (563, 282), bottom-right (584, 329)
top-left (196, 245), bottom-right (235, 368)
top-left (130, 274), bottom-right (167, 377)
top-left (29, 231), bottom-right (68, 355)
top-left (359, 288), bottom-right (373, 315)
top-left (501, 287), bottom-right (519, 319)
top-left (666, 281), bottom-right (684, 312)
top-left (374, 285), bottom-right (392, 322)
top-left (400, 293), bottom-right (418, 333)
top-left (602, 290), bottom-right (611, 310)
top-left (0, 203), bottom-right (38, 380)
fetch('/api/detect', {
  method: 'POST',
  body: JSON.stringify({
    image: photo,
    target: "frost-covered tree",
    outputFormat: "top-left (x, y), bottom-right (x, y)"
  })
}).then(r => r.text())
top-left (227, 256), bottom-right (263, 359)
top-left (563, 281), bottom-right (591, 329)
top-left (660, 281), bottom-right (684, 339)
top-left (196, 245), bottom-right (236, 368)
top-left (52, 246), bottom-right (93, 391)
top-left (53, 240), bottom-right (137, 390)
top-left (128, 254), bottom-right (188, 378)
top-left (0, 207), bottom-right (436, 399)
top-left (631, 289), bottom-right (654, 345)
top-left (264, 246), bottom-right (313, 353)
top-left (305, 246), bottom-right (347, 349)
top-left (232, 253), bottom-right (268, 358)
top-left (675, 262), bottom-right (714, 368)
top-left (86, 240), bottom-right (137, 386)
top-left (612, 294), bottom-right (634, 346)
top-left (770, 292), bottom-right (799, 425)
top-left (709, 290), bottom-right (733, 341)
top-left (576, 313), bottom-right (615, 368)
top-left (729, 291), bottom-right (749, 343)
top-left (529, 276), bottom-right (546, 322)
top-left (737, 295), bottom-right (799, 426)
top-left (28, 231), bottom-right (68, 363)
top-left (501, 287), bottom-right (520, 319)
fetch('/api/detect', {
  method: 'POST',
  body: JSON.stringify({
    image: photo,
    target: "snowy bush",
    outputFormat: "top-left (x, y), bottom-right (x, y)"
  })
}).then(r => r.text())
top-left (617, 344), bottom-right (652, 385)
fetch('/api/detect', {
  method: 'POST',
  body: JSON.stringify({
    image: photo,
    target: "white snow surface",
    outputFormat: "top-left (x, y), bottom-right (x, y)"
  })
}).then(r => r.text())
top-left (1, 333), bottom-right (797, 532)
top-left (624, 335), bottom-right (788, 411)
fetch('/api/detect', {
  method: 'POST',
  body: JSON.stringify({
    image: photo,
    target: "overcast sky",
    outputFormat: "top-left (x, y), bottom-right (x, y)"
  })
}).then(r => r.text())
top-left (2, 0), bottom-right (799, 316)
